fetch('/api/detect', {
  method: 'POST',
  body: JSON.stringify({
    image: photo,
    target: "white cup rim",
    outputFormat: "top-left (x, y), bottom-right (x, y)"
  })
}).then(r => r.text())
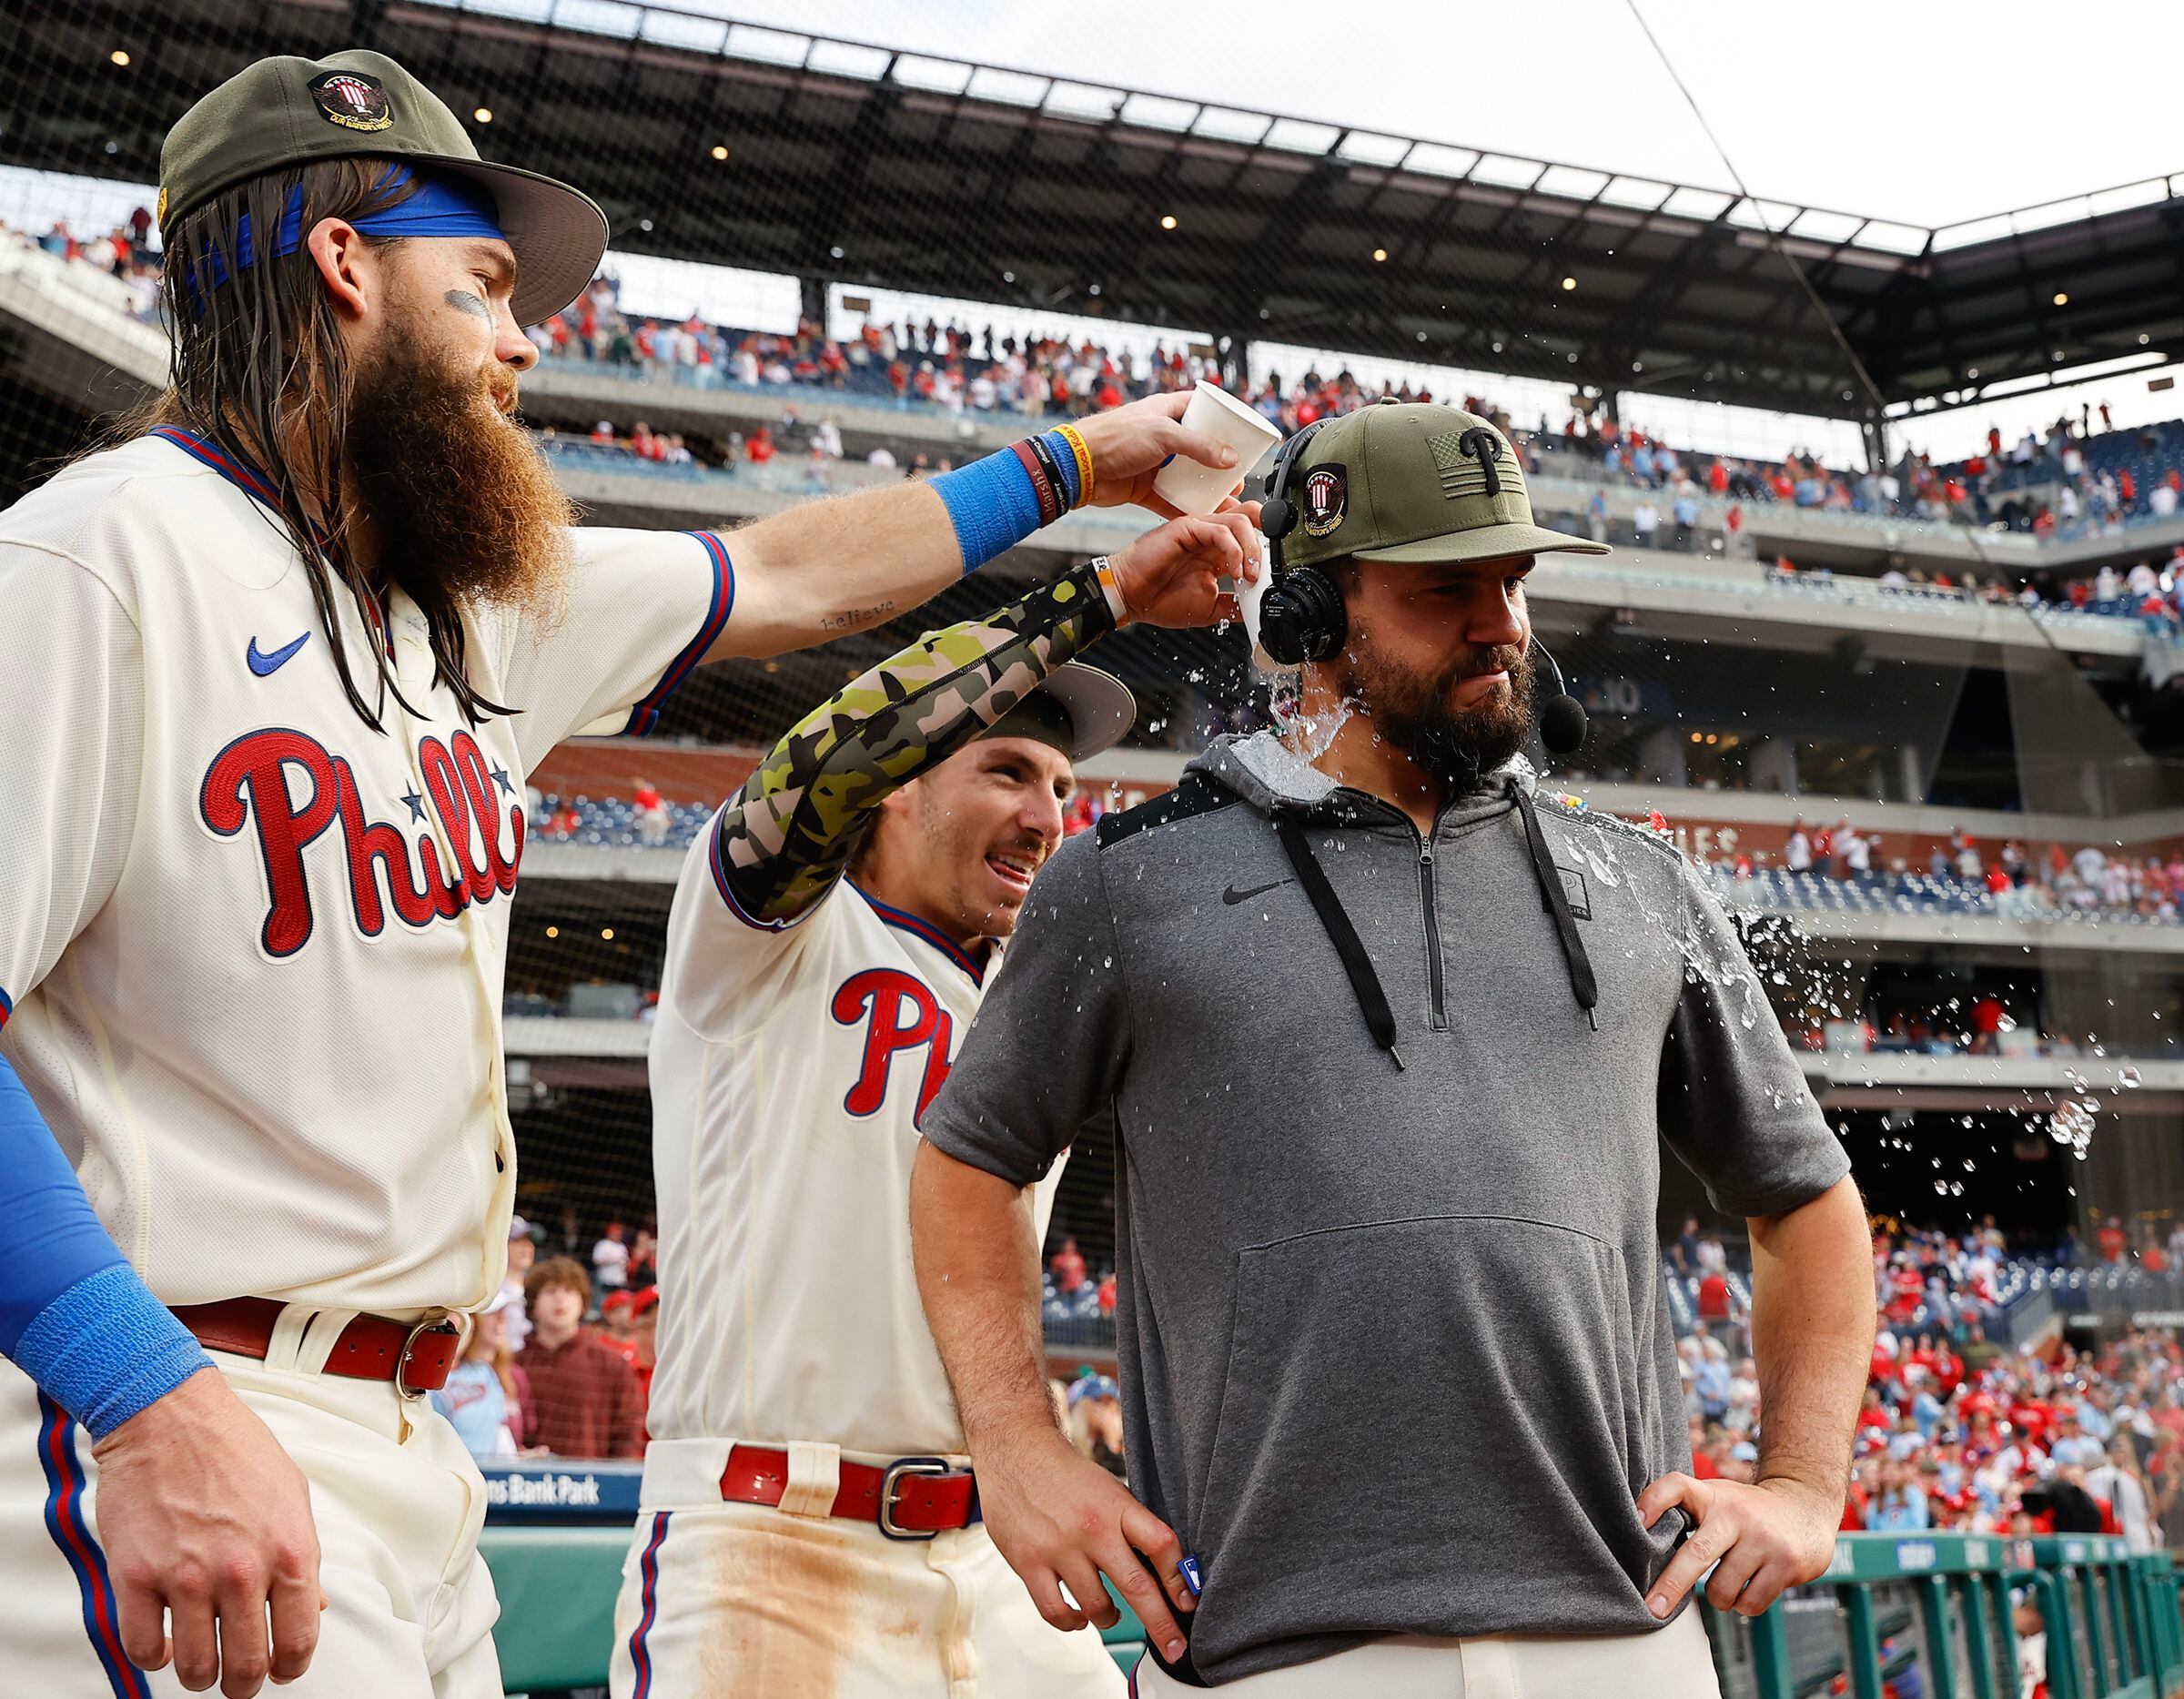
top-left (1184, 380), bottom-right (1283, 445)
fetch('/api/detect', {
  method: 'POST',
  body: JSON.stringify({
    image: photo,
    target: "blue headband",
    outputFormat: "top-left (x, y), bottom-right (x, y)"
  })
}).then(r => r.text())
top-left (185, 167), bottom-right (505, 301)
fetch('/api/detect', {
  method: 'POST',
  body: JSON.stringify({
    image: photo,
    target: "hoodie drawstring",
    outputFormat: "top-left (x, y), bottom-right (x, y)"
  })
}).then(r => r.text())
top-left (1272, 814), bottom-right (1405, 1070)
top-left (1269, 784), bottom-right (1601, 1061)
top-left (1510, 779), bottom-right (1600, 1029)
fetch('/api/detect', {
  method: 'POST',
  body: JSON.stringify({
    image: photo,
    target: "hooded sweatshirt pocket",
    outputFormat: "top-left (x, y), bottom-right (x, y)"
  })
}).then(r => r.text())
top-left (1188, 1215), bottom-right (1672, 1660)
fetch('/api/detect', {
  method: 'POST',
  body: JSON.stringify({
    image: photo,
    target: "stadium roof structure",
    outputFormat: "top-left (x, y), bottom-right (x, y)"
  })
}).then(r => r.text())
top-left (12, 0), bottom-right (2184, 425)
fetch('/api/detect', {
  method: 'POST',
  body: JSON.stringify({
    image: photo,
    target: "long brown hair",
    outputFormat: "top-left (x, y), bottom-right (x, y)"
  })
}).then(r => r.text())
top-left (144, 157), bottom-right (511, 729)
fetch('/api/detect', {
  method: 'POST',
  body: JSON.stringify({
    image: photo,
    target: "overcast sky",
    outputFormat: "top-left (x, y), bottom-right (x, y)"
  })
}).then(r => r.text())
top-left (688, 0), bottom-right (2183, 229)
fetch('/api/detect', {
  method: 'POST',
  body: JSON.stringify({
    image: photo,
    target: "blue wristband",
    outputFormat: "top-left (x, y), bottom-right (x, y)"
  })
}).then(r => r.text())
top-left (15, 1266), bottom-right (212, 1440)
top-left (1036, 430), bottom-right (1082, 508)
top-left (931, 448), bottom-right (1046, 575)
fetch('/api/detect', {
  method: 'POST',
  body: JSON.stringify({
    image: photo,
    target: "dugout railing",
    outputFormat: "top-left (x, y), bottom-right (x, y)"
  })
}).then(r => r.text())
top-left (476, 1506), bottom-right (2184, 1696)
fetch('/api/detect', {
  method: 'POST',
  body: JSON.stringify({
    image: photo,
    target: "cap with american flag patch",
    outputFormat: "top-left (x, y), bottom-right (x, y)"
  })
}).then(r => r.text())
top-left (1273, 400), bottom-right (1610, 571)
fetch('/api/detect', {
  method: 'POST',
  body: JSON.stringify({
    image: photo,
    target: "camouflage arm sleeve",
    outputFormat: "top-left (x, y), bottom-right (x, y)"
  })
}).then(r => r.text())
top-left (710, 561), bottom-right (1115, 926)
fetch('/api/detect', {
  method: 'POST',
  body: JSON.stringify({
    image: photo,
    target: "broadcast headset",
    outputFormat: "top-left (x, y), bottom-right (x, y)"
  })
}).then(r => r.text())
top-left (1254, 412), bottom-right (1591, 757)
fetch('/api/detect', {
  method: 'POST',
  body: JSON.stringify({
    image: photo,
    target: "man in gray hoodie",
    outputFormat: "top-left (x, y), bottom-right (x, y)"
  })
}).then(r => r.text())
top-left (910, 403), bottom-right (1875, 1694)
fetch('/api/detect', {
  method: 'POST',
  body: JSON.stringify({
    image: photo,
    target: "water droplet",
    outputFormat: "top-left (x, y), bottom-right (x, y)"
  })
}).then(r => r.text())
top-left (2120, 1067), bottom-right (2143, 1090)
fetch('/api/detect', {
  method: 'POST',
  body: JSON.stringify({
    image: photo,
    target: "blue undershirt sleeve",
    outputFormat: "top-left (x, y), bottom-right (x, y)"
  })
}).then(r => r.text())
top-left (0, 1052), bottom-right (212, 1437)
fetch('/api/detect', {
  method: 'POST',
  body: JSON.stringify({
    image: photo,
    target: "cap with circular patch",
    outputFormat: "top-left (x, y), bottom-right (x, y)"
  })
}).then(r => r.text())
top-left (158, 48), bottom-right (606, 327)
top-left (1277, 400), bottom-right (1610, 572)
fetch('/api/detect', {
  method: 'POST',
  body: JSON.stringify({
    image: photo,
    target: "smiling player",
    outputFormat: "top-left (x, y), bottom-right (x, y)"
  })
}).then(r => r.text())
top-left (0, 47), bottom-right (1249, 1699)
top-left (614, 508), bottom-right (1260, 1699)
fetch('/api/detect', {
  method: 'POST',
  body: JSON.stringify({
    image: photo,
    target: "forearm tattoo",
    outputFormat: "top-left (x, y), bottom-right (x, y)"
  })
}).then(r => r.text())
top-left (711, 563), bottom-right (1114, 925)
top-left (818, 601), bottom-right (897, 634)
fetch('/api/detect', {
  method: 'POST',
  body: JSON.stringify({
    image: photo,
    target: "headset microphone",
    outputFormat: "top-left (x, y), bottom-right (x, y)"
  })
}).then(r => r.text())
top-left (1528, 639), bottom-right (1590, 757)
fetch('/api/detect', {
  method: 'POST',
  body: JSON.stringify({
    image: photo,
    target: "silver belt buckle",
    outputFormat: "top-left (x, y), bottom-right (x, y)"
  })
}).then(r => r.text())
top-left (877, 1456), bottom-right (956, 1542)
top-left (395, 1311), bottom-right (460, 1401)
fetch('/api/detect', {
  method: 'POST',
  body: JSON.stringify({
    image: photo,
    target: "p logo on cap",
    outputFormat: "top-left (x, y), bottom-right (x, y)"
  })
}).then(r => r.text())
top-left (309, 71), bottom-right (393, 133)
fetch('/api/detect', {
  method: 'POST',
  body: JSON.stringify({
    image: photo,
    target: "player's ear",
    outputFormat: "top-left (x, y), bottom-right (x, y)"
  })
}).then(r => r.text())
top-left (304, 217), bottom-right (376, 321)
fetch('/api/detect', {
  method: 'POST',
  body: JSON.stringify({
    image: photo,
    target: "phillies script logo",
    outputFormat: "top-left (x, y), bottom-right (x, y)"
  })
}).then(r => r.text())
top-left (199, 726), bottom-right (523, 958)
top-left (830, 968), bottom-right (955, 1126)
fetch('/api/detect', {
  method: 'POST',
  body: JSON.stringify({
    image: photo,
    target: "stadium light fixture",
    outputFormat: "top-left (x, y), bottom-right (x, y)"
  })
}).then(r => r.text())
top-left (472, 107), bottom-right (492, 124)
top-left (2053, 291), bottom-right (2069, 307)
top-left (1372, 248), bottom-right (1388, 262)
top-left (602, 927), bottom-right (616, 941)
top-left (108, 49), bottom-right (129, 66)
top-left (1160, 215), bottom-right (1177, 230)
top-left (545, 926), bottom-right (559, 939)
top-left (711, 145), bottom-right (729, 161)
top-left (1561, 276), bottom-right (1577, 291)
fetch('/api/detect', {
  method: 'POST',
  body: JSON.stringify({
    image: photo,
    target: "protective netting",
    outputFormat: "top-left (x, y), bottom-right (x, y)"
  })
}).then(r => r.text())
top-left (9, 4), bottom-right (2184, 1502)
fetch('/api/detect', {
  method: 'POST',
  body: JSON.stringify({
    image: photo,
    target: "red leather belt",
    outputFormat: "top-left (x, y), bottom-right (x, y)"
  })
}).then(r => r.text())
top-left (173, 1298), bottom-right (462, 1398)
top-left (719, 1443), bottom-right (978, 1541)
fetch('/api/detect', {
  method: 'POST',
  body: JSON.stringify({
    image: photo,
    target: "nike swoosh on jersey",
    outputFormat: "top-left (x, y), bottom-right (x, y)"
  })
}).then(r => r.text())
top-left (1222, 878), bottom-right (1291, 905)
top-left (247, 632), bottom-right (311, 676)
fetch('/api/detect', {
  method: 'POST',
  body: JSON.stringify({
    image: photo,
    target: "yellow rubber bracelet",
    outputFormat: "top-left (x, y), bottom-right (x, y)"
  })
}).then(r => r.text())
top-left (1057, 422), bottom-right (1095, 506)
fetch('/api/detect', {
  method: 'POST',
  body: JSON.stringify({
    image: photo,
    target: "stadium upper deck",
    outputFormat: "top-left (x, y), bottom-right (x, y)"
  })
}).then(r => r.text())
top-left (7, 0), bottom-right (2183, 428)
top-left (7, 233), bottom-right (2184, 693)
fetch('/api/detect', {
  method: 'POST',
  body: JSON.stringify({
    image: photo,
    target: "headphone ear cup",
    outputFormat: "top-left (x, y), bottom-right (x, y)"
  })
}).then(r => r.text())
top-left (1259, 582), bottom-right (1309, 666)
top-left (1259, 569), bottom-right (1347, 666)
top-left (1259, 495), bottom-right (1297, 540)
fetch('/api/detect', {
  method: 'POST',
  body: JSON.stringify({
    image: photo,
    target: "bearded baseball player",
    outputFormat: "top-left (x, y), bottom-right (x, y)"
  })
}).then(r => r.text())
top-left (0, 49), bottom-right (1249, 1699)
top-left (612, 506), bottom-right (1260, 1699)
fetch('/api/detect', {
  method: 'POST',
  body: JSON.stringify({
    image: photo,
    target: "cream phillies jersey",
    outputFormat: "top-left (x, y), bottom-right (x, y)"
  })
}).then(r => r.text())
top-left (0, 429), bottom-right (731, 1313)
top-left (644, 847), bottom-right (1067, 1457)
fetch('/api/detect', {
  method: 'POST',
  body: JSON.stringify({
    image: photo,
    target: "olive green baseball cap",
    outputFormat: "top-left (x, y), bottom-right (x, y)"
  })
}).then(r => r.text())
top-left (1279, 401), bottom-right (1609, 571)
top-left (158, 49), bottom-right (608, 326)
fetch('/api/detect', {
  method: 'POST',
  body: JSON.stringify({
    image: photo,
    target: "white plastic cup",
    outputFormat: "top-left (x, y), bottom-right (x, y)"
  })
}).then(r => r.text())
top-left (1151, 381), bottom-right (1283, 517)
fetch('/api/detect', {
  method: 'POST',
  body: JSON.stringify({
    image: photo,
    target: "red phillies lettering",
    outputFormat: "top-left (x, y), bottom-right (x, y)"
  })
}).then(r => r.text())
top-left (199, 728), bottom-right (342, 957)
top-left (830, 968), bottom-right (955, 1125)
top-left (202, 727), bottom-right (525, 956)
top-left (334, 757), bottom-right (460, 933)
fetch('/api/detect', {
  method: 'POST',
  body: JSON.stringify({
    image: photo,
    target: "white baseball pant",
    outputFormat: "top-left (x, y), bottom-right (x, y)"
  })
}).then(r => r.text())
top-left (609, 1437), bottom-right (1125, 1699)
top-left (0, 1326), bottom-right (502, 1698)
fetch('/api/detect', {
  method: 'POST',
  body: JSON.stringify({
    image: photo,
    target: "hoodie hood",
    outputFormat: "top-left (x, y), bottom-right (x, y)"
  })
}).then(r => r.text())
top-left (1186, 729), bottom-right (1537, 830)
top-left (1186, 730), bottom-right (1596, 1038)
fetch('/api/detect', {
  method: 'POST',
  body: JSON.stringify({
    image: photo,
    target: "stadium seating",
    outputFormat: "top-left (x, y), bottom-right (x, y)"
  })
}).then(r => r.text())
top-left (1707, 865), bottom-right (2184, 928)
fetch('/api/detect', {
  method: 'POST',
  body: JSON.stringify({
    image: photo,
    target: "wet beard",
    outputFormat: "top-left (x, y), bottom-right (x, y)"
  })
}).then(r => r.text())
top-left (345, 334), bottom-right (572, 624)
top-left (1343, 641), bottom-right (1536, 795)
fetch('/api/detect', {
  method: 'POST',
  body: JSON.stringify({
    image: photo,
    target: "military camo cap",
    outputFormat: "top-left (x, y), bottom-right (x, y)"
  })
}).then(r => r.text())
top-left (1278, 400), bottom-right (1610, 571)
top-left (158, 49), bottom-right (607, 327)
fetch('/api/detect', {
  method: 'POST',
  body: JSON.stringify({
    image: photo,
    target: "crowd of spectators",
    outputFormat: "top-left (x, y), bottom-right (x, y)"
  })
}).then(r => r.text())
top-left (1683, 1221), bottom-right (2184, 1552)
top-left (1707, 821), bottom-right (2184, 925)
top-left (432, 1209), bottom-right (659, 1464)
top-left (1758, 547), bottom-right (2184, 631)
top-left (5, 210), bottom-right (166, 321)
top-left (1552, 404), bottom-right (2184, 536)
top-left (24, 215), bottom-right (2184, 630)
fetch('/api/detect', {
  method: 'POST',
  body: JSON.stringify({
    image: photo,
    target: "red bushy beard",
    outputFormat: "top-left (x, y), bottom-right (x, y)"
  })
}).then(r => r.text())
top-left (345, 315), bottom-right (571, 624)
